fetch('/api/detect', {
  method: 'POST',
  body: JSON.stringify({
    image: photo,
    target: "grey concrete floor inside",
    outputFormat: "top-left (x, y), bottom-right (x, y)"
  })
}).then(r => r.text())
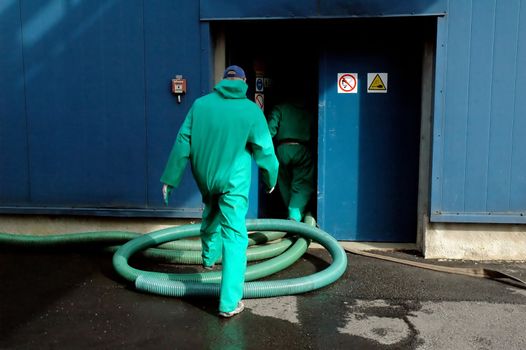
top-left (1, 247), bottom-right (526, 349)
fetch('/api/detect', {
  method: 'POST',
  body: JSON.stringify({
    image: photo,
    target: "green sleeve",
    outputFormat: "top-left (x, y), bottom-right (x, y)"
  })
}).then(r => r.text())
top-left (160, 106), bottom-right (193, 188)
top-left (249, 112), bottom-right (279, 190)
top-left (267, 106), bottom-right (281, 139)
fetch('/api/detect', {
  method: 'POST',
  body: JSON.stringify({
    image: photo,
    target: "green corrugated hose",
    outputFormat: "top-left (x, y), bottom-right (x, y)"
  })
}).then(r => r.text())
top-left (114, 218), bottom-right (347, 298)
top-left (0, 230), bottom-right (293, 264)
top-left (0, 217), bottom-right (347, 299)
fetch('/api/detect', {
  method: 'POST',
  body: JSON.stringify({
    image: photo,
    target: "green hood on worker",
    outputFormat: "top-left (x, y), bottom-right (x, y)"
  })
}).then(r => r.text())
top-left (213, 79), bottom-right (248, 99)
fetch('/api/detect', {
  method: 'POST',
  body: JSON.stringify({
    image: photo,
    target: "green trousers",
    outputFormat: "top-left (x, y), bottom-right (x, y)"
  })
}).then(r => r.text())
top-left (276, 144), bottom-right (315, 221)
top-left (200, 192), bottom-right (248, 313)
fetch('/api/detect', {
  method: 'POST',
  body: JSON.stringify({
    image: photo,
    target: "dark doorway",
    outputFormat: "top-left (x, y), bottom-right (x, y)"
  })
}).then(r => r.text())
top-left (215, 17), bottom-right (435, 242)
top-left (219, 21), bottom-right (319, 219)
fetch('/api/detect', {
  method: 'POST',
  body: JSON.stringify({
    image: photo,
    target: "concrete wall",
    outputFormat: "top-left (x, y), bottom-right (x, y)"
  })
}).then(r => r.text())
top-left (423, 221), bottom-right (526, 261)
top-left (0, 215), bottom-right (193, 236)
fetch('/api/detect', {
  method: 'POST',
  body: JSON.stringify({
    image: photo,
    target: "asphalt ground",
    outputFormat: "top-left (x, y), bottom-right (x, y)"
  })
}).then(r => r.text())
top-left (1, 246), bottom-right (526, 349)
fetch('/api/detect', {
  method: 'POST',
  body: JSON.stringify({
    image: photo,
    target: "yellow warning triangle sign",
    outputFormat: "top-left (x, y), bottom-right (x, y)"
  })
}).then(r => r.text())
top-left (368, 74), bottom-right (386, 90)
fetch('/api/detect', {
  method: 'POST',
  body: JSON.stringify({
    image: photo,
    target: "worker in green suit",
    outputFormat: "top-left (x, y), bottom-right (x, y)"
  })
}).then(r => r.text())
top-left (161, 65), bottom-right (279, 318)
top-left (267, 100), bottom-right (315, 222)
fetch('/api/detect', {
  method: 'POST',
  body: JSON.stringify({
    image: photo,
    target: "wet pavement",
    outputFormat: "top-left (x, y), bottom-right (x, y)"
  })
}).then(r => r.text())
top-left (1, 247), bottom-right (526, 349)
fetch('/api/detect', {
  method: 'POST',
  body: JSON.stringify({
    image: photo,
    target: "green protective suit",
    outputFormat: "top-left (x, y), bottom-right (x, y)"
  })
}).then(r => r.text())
top-left (268, 103), bottom-right (315, 222)
top-left (161, 79), bottom-right (278, 313)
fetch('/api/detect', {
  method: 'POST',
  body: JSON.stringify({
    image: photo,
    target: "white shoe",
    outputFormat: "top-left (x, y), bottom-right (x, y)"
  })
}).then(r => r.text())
top-left (203, 264), bottom-right (215, 270)
top-left (218, 301), bottom-right (245, 318)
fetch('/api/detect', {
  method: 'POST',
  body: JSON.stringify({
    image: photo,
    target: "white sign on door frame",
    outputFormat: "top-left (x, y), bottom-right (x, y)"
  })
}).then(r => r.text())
top-left (337, 73), bottom-right (358, 94)
top-left (367, 73), bottom-right (388, 93)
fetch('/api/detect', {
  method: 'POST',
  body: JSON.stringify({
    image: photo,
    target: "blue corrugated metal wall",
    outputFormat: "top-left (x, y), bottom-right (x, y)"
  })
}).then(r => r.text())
top-left (2, 0), bottom-right (525, 225)
top-left (0, 0), bottom-right (29, 205)
top-left (0, 0), bottom-right (206, 216)
top-left (431, 0), bottom-right (526, 223)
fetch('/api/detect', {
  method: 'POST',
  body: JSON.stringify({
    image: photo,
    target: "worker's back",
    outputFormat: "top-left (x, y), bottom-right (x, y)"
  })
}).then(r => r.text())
top-left (190, 79), bottom-right (265, 193)
top-left (268, 103), bottom-right (312, 143)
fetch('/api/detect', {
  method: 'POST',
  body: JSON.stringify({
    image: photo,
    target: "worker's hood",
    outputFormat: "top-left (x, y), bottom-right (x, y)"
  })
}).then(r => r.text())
top-left (214, 79), bottom-right (248, 99)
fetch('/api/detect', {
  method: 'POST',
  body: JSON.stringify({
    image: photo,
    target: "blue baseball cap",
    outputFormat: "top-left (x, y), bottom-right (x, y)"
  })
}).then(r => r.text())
top-left (223, 65), bottom-right (246, 79)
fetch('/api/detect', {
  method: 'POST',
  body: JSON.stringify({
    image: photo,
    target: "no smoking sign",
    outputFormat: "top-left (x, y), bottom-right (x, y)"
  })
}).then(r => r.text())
top-left (337, 73), bottom-right (358, 94)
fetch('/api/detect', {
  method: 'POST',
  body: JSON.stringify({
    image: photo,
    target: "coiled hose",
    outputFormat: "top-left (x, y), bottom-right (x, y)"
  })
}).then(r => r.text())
top-left (114, 218), bottom-right (347, 298)
top-left (1, 218), bottom-right (347, 299)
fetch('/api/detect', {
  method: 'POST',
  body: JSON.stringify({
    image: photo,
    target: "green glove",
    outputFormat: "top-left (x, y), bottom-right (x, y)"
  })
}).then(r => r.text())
top-left (162, 184), bottom-right (173, 206)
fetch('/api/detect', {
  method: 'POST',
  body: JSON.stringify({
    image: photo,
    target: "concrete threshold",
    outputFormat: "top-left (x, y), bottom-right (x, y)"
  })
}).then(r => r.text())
top-left (311, 241), bottom-right (418, 252)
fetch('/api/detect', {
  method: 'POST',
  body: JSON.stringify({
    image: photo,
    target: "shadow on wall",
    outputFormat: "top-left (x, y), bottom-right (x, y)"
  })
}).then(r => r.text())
top-left (0, 0), bottom-right (202, 210)
top-left (200, 0), bottom-right (446, 19)
top-left (328, 0), bottom-right (445, 16)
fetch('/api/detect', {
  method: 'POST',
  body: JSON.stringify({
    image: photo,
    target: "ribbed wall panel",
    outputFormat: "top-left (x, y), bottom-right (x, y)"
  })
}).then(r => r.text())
top-left (431, 0), bottom-right (526, 222)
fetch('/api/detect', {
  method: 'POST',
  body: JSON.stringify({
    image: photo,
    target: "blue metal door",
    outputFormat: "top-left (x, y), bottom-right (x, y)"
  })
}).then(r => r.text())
top-left (318, 24), bottom-right (422, 241)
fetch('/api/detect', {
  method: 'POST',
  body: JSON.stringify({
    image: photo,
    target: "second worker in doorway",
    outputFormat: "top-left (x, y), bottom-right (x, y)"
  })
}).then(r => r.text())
top-left (267, 100), bottom-right (315, 222)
